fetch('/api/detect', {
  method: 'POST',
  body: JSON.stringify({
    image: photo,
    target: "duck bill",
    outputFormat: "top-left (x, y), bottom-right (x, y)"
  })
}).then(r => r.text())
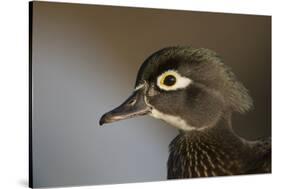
top-left (99, 90), bottom-right (151, 126)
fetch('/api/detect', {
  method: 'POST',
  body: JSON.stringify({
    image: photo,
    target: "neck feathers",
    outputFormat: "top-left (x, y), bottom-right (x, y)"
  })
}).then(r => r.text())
top-left (167, 117), bottom-right (248, 179)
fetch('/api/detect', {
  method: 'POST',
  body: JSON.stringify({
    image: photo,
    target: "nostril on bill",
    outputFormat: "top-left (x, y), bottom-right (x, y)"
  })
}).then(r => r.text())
top-left (128, 98), bottom-right (137, 106)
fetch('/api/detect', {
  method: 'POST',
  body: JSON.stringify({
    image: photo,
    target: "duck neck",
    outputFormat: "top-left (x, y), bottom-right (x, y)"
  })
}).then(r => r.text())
top-left (180, 111), bottom-right (240, 139)
top-left (167, 112), bottom-right (246, 179)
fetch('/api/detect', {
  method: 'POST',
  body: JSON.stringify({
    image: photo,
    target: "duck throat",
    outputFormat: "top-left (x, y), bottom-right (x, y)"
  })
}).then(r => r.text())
top-left (167, 118), bottom-right (246, 179)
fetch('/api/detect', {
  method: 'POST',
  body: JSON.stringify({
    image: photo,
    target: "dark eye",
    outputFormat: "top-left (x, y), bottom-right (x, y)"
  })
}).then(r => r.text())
top-left (163, 75), bottom-right (176, 86)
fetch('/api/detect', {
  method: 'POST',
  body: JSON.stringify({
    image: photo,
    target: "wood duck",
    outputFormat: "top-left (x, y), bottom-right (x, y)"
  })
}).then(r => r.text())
top-left (99, 46), bottom-right (271, 179)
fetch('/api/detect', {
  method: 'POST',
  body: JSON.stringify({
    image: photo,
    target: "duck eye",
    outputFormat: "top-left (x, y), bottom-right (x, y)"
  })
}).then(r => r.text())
top-left (157, 70), bottom-right (192, 91)
top-left (162, 75), bottom-right (176, 86)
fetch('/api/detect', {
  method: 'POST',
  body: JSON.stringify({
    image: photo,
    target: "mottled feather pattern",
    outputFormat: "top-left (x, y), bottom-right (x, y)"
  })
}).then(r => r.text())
top-left (246, 137), bottom-right (271, 173)
top-left (167, 125), bottom-right (271, 179)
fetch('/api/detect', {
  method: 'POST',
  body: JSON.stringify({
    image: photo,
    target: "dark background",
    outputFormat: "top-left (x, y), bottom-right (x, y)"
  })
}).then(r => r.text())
top-left (31, 1), bottom-right (271, 187)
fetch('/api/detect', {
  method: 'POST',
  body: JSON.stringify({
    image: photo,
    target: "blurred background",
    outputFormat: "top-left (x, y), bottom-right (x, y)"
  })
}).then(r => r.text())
top-left (31, 2), bottom-right (271, 187)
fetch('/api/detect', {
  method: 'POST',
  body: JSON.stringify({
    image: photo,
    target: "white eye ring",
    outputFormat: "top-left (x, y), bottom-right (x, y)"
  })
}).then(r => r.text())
top-left (156, 70), bottom-right (192, 91)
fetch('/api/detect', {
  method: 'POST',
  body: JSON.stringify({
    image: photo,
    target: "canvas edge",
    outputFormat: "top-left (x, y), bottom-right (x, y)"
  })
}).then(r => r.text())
top-left (29, 1), bottom-right (34, 188)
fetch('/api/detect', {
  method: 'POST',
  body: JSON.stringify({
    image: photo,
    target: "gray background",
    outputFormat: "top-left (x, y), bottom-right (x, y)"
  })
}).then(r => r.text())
top-left (31, 2), bottom-right (271, 188)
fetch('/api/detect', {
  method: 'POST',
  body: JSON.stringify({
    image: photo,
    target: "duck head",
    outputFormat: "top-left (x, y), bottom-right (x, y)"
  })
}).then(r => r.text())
top-left (99, 46), bottom-right (252, 131)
